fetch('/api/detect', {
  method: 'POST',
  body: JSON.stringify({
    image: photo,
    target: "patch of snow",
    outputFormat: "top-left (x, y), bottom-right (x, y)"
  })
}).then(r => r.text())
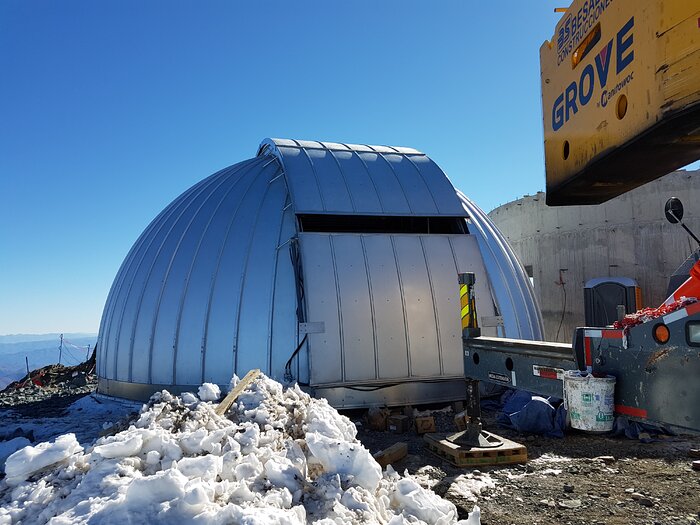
top-left (531, 453), bottom-right (574, 464)
top-left (0, 374), bottom-right (480, 524)
top-left (4, 433), bottom-right (83, 485)
top-left (412, 465), bottom-right (445, 490)
top-left (0, 437), bottom-right (31, 471)
top-left (197, 382), bottom-right (220, 402)
top-left (539, 468), bottom-right (563, 476)
top-left (447, 473), bottom-right (496, 503)
top-left (387, 467), bottom-right (480, 524)
top-left (0, 393), bottom-right (138, 448)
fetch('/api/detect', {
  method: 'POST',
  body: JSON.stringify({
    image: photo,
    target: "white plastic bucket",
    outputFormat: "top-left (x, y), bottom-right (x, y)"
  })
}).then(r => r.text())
top-left (563, 370), bottom-right (616, 432)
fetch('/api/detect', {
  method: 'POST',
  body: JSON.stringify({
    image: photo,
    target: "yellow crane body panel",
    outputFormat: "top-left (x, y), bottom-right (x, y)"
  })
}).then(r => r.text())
top-left (541, 0), bottom-right (700, 206)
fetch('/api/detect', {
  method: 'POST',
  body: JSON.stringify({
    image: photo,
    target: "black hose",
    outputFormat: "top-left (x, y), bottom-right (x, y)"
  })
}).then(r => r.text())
top-left (284, 334), bottom-right (308, 382)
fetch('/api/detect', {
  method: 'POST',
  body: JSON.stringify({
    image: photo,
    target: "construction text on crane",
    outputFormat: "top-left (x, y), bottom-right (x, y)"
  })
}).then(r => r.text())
top-left (551, 16), bottom-right (634, 132)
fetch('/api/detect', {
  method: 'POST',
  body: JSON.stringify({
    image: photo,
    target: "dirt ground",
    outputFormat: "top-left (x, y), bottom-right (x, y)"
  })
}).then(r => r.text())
top-left (355, 408), bottom-right (700, 525)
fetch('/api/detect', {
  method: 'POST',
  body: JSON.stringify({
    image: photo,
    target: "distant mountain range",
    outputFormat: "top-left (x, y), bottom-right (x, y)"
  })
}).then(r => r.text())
top-left (0, 333), bottom-right (97, 390)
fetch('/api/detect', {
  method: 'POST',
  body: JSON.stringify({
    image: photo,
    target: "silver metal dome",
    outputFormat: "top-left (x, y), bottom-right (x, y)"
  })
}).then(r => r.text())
top-left (97, 139), bottom-right (543, 407)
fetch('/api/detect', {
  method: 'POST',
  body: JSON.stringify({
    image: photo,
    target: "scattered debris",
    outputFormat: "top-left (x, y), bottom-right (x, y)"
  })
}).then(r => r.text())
top-left (366, 407), bottom-right (390, 431)
top-left (415, 416), bottom-right (437, 435)
top-left (593, 455), bottom-right (617, 464)
top-left (374, 442), bottom-right (408, 468)
top-left (559, 498), bottom-right (582, 509)
top-left (387, 414), bottom-right (410, 434)
top-left (0, 351), bottom-right (96, 408)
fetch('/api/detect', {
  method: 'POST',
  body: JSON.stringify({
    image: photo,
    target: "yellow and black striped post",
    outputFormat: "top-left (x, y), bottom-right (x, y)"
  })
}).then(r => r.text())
top-left (459, 272), bottom-right (480, 338)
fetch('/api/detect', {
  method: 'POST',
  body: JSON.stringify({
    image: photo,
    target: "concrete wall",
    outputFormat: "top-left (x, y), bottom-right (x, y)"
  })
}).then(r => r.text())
top-left (488, 170), bottom-right (700, 342)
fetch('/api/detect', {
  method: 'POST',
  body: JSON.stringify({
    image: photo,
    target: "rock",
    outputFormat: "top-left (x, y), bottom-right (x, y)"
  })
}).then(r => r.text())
top-left (600, 492), bottom-right (610, 498)
top-left (688, 449), bottom-right (700, 458)
top-left (563, 484), bottom-right (574, 493)
top-left (539, 499), bottom-right (556, 508)
top-left (559, 499), bottom-right (582, 509)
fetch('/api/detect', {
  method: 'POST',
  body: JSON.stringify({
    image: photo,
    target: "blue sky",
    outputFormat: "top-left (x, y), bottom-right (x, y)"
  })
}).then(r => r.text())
top-left (0, 1), bottom-right (563, 334)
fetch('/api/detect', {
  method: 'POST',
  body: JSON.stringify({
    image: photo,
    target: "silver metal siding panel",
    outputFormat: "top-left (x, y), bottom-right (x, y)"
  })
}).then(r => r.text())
top-left (101, 178), bottom-right (207, 378)
top-left (147, 173), bottom-right (235, 385)
top-left (201, 164), bottom-right (277, 384)
top-left (382, 154), bottom-right (439, 215)
top-left (363, 235), bottom-right (410, 379)
top-left (235, 174), bottom-right (288, 376)
top-left (304, 148), bottom-right (354, 213)
top-left (355, 152), bottom-right (412, 214)
top-left (197, 163), bottom-right (275, 384)
top-left (153, 173), bottom-right (237, 385)
top-left (174, 160), bottom-right (273, 385)
top-left (299, 233), bottom-right (489, 386)
top-left (420, 236), bottom-right (460, 375)
top-left (392, 236), bottom-right (441, 377)
top-left (276, 145), bottom-right (324, 213)
top-left (332, 235), bottom-right (376, 381)
top-left (122, 169), bottom-right (235, 382)
top-left (268, 204), bottom-right (300, 383)
top-left (447, 234), bottom-right (498, 334)
top-left (262, 138), bottom-right (467, 217)
top-left (117, 169), bottom-right (232, 382)
top-left (328, 150), bottom-right (383, 213)
top-left (299, 234), bottom-right (343, 384)
top-left (408, 155), bottom-right (467, 215)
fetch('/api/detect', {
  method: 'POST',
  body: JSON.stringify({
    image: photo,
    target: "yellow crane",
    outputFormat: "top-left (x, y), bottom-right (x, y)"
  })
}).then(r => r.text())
top-left (540, 0), bottom-right (700, 205)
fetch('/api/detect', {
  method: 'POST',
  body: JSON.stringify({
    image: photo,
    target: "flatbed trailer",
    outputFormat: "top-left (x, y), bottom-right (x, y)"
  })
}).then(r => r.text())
top-left (460, 277), bottom-right (700, 432)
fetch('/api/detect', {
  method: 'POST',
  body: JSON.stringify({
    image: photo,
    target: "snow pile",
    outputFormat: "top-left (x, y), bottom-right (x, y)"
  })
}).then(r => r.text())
top-left (0, 374), bottom-right (480, 524)
top-left (446, 473), bottom-right (495, 503)
top-left (197, 382), bottom-right (220, 402)
top-left (0, 438), bottom-right (31, 472)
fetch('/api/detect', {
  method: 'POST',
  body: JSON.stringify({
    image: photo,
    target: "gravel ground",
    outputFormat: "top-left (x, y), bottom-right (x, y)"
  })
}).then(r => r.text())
top-left (355, 407), bottom-right (700, 525)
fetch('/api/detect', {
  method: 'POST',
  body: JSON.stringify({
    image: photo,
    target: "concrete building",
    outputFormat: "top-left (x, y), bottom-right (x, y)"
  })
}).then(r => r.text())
top-left (489, 169), bottom-right (700, 342)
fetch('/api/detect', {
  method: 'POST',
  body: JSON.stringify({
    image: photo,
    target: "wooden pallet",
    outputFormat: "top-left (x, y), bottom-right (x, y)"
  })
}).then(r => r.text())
top-left (423, 431), bottom-right (527, 467)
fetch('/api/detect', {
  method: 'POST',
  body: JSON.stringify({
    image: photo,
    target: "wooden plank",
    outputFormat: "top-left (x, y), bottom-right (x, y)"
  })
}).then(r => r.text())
top-left (373, 442), bottom-right (408, 468)
top-left (423, 432), bottom-right (527, 467)
top-left (215, 369), bottom-right (261, 416)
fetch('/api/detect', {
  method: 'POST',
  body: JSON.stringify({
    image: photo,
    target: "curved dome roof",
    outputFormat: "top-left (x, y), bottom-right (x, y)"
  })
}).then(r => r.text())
top-left (97, 139), bottom-right (543, 404)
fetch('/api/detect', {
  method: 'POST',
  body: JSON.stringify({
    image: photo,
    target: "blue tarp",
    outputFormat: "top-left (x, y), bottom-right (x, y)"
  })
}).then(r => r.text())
top-left (494, 390), bottom-right (567, 438)
top-left (486, 389), bottom-right (672, 440)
